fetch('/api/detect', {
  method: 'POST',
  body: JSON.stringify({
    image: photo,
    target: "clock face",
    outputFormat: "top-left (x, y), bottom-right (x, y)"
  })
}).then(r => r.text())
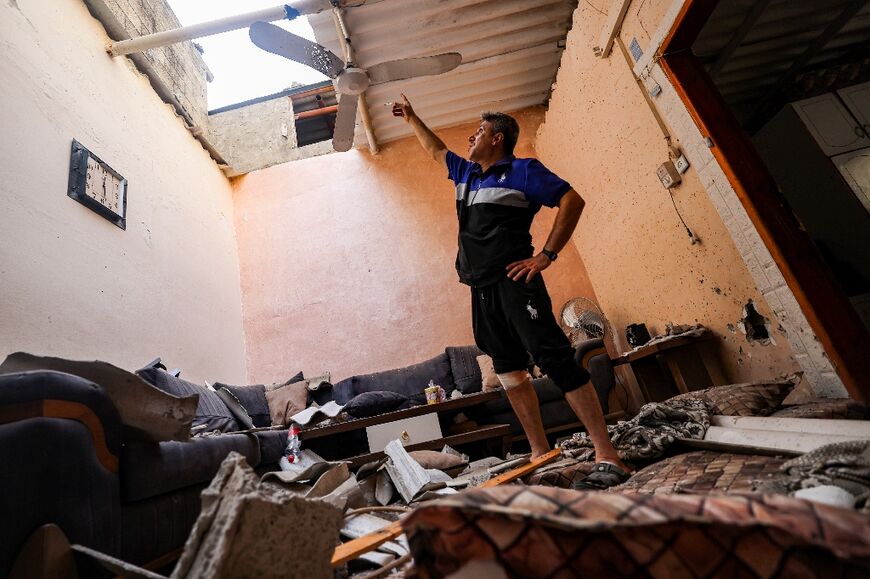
top-left (68, 140), bottom-right (127, 230)
top-left (85, 155), bottom-right (124, 215)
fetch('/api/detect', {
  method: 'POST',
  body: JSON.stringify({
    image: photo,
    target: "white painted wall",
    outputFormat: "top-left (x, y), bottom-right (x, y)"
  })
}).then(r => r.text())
top-left (0, 0), bottom-right (247, 383)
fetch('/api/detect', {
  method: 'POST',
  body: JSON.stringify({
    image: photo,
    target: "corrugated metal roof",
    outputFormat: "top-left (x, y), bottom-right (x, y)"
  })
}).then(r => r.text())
top-left (307, 0), bottom-right (578, 149)
top-left (694, 0), bottom-right (870, 124)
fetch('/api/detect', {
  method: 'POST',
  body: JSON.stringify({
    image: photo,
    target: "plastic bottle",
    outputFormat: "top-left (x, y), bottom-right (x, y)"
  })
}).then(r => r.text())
top-left (281, 425), bottom-right (302, 468)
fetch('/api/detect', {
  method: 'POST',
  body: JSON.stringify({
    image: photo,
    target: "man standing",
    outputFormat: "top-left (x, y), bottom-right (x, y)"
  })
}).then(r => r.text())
top-left (393, 95), bottom-right (630, 490)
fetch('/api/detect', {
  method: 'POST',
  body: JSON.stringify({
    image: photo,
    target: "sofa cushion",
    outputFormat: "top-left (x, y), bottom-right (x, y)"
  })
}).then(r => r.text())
top-left (344, 391), bottom-right (413, 418)
top-left (333, 352), bottom-right (454, 405)
top-left (265, 380), bottom-right (310, 427)
top-left (446, 345), bottom-right (484, 394)
top-left (255, 429), bottom-right (289, 465)
top-left (121, 434), bottom-right (260, 502)
top-left (137, 367), bottom-right (238, 433)
top-left (214, 372), bottom-right (304, 429)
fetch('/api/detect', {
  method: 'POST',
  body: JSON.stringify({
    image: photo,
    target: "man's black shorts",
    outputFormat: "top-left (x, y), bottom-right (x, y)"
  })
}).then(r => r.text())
top-left (471, 275), bottom-right (589, 392)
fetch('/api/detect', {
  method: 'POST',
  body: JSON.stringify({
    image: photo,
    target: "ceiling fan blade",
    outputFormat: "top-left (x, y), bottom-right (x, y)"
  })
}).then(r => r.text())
top-left (332, 93), bottom-right (360, 152)
top-left (249, 21), bottom-right (344, 79)
top-left (367, 53), bottom-right (462, 84)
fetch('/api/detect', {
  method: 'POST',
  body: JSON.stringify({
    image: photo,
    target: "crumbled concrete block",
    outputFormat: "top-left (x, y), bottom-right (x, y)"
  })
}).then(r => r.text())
top-left (172, 452), bottom-right (343, 579)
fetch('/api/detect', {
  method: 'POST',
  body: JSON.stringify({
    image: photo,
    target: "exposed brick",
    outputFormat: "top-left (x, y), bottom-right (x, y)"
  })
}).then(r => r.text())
top-left (743, 251), bottom-right (772, 294)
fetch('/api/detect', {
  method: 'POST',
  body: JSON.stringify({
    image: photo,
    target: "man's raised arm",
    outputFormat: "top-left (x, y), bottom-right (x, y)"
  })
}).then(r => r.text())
top-left (392, 94), bottom-right (448, 165)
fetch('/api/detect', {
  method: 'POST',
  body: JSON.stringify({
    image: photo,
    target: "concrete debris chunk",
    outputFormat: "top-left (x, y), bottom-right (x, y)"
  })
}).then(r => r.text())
top-left (383, 439), bottom-right (444, 502)
top-left (375, 470), bottom-right (395, 505)
top-left (320, 473), bottom-right (367, 511)
top-left (171, 452), bottom-right (343, 579)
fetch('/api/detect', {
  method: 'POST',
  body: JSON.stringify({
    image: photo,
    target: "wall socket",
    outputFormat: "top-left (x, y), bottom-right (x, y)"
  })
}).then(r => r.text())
top-left (656, 161), bottom-right (682, 188)
top-left (674, 154), bottom-right (690, 174)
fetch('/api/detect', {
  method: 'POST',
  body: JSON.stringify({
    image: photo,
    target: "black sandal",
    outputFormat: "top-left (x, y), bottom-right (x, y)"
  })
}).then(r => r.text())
top-left (573, 462), bottom-right (631, 491)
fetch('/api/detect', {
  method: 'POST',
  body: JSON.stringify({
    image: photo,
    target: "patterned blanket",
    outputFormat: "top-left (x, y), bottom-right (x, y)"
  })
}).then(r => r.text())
top-left (404, 487), bottom-right (870, 578)
top-left (558, 398), bottom-right (709, 462)
top-left (760, 440), bottom-right (870, 510)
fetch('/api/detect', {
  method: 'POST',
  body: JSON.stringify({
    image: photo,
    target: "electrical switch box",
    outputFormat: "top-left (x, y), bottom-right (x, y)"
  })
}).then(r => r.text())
top-left (674, 154), bottom-right (690, 174)
top-left (656, 161), bottom-right (682, 188)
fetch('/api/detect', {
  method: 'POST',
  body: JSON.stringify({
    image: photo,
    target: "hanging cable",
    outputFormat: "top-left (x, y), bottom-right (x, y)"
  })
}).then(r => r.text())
top-left (668, 187), bottom-right (700, 244)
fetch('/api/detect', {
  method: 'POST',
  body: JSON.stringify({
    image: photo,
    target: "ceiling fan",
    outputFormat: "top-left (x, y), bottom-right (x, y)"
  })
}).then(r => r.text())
top-left (249, 20), bottom-right (462, 152)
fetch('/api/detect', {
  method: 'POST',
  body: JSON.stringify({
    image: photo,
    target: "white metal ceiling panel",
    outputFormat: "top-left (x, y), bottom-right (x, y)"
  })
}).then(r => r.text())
top-left (308, 0), bottom-right (578, 149)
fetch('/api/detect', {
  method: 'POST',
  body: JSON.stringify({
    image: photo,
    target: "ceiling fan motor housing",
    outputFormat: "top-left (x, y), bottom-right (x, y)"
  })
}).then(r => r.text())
top-left (336, 68), bottom-right (370, 95)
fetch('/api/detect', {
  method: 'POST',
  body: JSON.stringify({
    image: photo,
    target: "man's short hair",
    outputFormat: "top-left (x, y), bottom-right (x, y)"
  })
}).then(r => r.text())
top-left (481, 111), bottom-right (520, 155)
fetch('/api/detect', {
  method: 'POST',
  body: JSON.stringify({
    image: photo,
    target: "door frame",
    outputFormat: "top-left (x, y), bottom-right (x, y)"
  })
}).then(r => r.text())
top-left (656, 0), bottom-right (870, 399)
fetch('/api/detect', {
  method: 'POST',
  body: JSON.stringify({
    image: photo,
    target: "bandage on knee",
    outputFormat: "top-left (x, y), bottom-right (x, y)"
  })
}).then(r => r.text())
top-left (497, 370), bottom-right (530, 390)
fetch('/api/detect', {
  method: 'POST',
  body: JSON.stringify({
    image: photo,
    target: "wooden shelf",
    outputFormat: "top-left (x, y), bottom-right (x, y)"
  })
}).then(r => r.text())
top-left (346, 424), bottom-right (511, 467)
top-left (298, 390), bottom-right (501, 441)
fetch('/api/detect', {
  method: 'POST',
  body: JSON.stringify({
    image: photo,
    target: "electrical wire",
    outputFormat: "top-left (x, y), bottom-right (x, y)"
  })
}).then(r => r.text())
top-left (668, 187), bottom-right (699, 244)
top-left (584, 0), bottom-right (607, 15)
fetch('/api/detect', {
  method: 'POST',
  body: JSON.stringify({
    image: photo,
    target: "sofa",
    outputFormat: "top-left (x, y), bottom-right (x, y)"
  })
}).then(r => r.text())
top-left (0, 340), bottom-right (614, 574)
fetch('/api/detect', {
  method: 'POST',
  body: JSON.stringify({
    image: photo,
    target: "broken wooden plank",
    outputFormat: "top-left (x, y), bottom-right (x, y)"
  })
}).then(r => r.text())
top-left (480, 449), bottom-right (561, 487)
top-left (332, 520), bottom-right (405, 567)
top-left (331, 448), bottom-right (561, 567)
top-left (597, 0), bottom-right (633, 58)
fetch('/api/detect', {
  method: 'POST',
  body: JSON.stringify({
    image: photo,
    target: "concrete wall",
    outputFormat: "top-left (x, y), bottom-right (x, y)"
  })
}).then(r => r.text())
top-left (83, 0), bottom-right (211, 129)
top-left (208, 97), bottom-right (334, 177)
top-left (535, 0), bottom-right (810, 387)
top-left (0, 0), bottom-right (246, 383)
top-left (232, 107), bottom-right (597, 384)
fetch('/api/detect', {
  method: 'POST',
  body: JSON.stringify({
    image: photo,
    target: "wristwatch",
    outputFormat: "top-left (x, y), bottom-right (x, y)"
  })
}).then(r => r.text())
top-left (541, 249), bottom-right (558, 262)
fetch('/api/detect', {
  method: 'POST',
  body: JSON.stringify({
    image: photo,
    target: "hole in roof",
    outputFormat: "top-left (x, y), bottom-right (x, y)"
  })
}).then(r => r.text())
top-left (166, 0), bottom-right (330, 111)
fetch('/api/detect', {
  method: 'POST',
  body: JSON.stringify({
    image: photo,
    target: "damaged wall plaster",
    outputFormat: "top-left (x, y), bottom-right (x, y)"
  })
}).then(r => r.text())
top-left (0, 0), bottom-right (247, 383)
top-left (535, 0), bottom-right (812, 389)
top-left (232, 107), bottom-right (599, 384)
top-left (207, 97), bottom-right (333, 176)
top-left (740, 300), bottom-right (773, 346)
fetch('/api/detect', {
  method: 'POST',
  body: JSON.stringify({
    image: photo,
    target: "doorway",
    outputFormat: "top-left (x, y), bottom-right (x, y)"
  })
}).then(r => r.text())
top-left (657, 0), bottom-right (870, 399)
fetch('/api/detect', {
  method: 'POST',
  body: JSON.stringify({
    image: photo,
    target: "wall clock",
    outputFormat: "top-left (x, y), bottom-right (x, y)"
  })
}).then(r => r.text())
top-left (67, 140), bottom-right (127, 230)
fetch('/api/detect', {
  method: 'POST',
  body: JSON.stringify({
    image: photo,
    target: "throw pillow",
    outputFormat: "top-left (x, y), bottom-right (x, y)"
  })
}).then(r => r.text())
top-left (475, 355), bottom-right (501, 391)
top-left (408, 450), bottom-right (466, 471)
top-left (344, 390), bottom-right (412, 418)
top-left (446, 346), bottom-right (484, 394)
top-left (265, 379), bottom-right (309, 427)
top-left (215, 387), bottom-right (254, 430)
top-left (137, 367), bottom-right (238, 433)
top-left (265, 371), bottom-right (308, 392)
top-left (215, 372), bottom-right (303, 428)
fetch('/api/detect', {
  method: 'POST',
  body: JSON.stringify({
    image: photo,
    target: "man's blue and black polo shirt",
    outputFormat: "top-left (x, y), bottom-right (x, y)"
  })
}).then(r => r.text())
top-left (446, 151), bottom-right (572, 287)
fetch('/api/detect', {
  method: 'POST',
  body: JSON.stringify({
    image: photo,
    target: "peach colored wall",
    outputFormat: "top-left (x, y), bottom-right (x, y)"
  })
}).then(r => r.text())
top-left (0, 0), bottom-right (246, 383)
top-left (534, 1), bottom-right (801, 382)
top-left (233, 107), bottom-right (596, 383)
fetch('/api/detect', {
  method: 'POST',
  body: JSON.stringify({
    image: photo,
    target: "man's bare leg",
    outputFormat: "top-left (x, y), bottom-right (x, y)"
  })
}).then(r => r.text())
top-left (503, 378), bottom-right (550, 458)
top-left (564, 382), bottom-right (629, 471)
